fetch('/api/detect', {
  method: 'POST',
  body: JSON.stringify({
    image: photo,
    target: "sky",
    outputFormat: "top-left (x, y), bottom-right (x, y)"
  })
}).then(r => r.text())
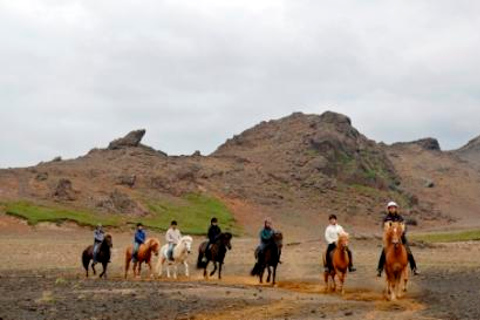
top-left (1, 0), bottom-right (479, 168)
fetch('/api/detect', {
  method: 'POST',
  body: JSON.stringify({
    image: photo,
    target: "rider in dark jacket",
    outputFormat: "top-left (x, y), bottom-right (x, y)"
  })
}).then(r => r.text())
top-left (377, 201), bottom-right (419, 277)
top-left (208, 217), bottom-right (222, 245)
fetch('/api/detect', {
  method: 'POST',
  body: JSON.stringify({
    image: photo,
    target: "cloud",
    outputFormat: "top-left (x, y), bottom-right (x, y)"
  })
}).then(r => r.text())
top-left (1, 0), bottom-right (479, 167)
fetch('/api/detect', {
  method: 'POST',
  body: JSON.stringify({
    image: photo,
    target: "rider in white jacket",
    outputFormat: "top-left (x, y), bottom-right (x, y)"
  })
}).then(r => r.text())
top-left (166, 220), bottom-right (182, 260)
top-left (324, 214), bottom-right (356, 273)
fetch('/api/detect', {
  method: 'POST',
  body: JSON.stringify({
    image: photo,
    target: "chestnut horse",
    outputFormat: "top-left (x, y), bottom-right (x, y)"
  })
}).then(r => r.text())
top-left (82, 234), bottom-right (113, 279)
top-left (323, 232), bottom-right (350, 294)
top-left (124, 238), bottom-right (161, 279)
top-left (383, 221), bottom-right (409, 301)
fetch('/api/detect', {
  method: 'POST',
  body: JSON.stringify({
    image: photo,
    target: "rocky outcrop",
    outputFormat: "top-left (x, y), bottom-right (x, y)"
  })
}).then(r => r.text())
top-left (52, 178), bottom-right (76, 201)
top-left (392, 138), bottom-right (441, 151)
top-left (108, 129), bottom-right (146, 150)
top-left (96, 189), bottom-right (147, 215)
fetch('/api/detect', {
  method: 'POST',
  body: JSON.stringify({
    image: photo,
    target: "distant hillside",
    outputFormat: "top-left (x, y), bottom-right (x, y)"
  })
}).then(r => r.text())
top-left (1, 111), bottom-right (479, 237)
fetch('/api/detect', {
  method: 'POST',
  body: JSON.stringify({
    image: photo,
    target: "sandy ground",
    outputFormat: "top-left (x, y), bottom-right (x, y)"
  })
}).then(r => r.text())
top-left (1, 215), bottom-right (480, 320)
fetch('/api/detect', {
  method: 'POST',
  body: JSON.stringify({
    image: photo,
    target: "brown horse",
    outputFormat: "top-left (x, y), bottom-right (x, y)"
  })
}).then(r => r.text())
top-left (196, 232), bottom-right (233, 280)
top-left (324, 232), bottom-right (350, 294)
top-left (124, 238), bottom-right (161, 279)
top-left (82, 234), bottom-right (113, 279)
top-left (383, 222), bottom-right (409, 301)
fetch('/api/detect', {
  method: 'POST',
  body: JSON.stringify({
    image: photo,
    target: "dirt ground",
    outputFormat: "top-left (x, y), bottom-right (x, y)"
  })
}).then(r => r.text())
top-left (1, 215), bottom-right (480, 320)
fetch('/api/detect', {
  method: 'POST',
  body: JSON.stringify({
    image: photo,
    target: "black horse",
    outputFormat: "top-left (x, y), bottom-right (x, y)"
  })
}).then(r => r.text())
top-left (251, 231), bottom-right (283, 285)
top-left (82, 234), bottom-right (113, 278)
top-left (196, 232), bottom-right (233, 279)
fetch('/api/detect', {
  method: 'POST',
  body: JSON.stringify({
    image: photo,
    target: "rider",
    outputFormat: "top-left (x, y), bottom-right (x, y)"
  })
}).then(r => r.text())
top-left (132, 223), bottom-right (146, 262)
top-left (93, 224), bottom-right (104, 264)
top-left (207, 217), bottom-right (221, 250)
top-left (324, 214), bottom-right (356, 273)
top-left (257, 217), bottom-right (275, 257)
top-left (166, 220), bottom-right (182, 261)
top-left (377, 201), bottom-right (420, 277)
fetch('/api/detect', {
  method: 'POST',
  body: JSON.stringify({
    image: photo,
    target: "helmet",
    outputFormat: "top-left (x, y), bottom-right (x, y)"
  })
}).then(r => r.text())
top-left (171, 220), bottom-right (177, 226)
top-left (211, 217), bottom-right (218, 224)
top-left (387, 201), bottom-right (399, 208)
top-left (97, 223), bottom-right (102, 228)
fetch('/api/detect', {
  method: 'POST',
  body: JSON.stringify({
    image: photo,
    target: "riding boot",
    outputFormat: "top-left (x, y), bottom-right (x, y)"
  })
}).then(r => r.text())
top-left (377, 249), bottom-right (385, 277)
top-left (347, 249), bottom-right (356, 272)
top-left (405, 244), bottom-right (419, 275)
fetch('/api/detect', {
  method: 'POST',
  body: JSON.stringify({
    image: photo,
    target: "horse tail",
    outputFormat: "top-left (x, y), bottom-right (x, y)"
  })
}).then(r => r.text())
top-left (82, 249), bottom-right (90, 271)
top-left (250, 262), bottom-right (261, 276)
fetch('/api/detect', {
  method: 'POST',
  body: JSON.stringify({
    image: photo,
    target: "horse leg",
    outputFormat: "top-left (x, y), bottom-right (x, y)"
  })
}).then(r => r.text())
top-left (323, 270), bottom-right (329, 293)
top-left (137, 262), bottom-right (142, 278)
top-left (99, 263), bottom-right (107, 279)
top-left (184, 261), bottom-right (189, 277)
top-left (148, 261), bottom-right (154, 279)
top-left (210, 262), bottom-right (218, 277)
top-left (218, 262), bottom-right (222, 280)
top-left (203, 261), bottom-right (209, 279)
top-left (174, 264), bottom-right (178, 279)
top-left (266, 266), bottom-right (271, 283)
top-left (339, 271), bottom-right (346, 295)
top-left (157, 257), bottom-right (165, 278)
top-left (91, 262), bottom-right (96, 276)
top-left (259, 267), bottom-right (265, 284)
top-left (272, 266), bottom-right (277, 286)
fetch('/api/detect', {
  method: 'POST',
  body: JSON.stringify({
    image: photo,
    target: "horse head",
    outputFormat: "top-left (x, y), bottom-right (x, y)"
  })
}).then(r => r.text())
top-left (148, 238), bottom-right (161, 256)
top-left (273, 231), bottom-right (283, 249)
top-left (221, 232), bottom-right (233, 250)
top-left (337, 232), bottom-right (349, 250)
top-left (385, 222), bottom-right (404, 248)
top-left (104, 234), bottom-right (113, 248)
top-left (181, 236), bottom-right (193, 254)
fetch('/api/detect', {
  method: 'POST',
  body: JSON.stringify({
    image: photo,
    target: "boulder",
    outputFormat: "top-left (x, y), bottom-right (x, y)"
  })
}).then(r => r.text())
top-left (108, 129), bottom-right (146, 150)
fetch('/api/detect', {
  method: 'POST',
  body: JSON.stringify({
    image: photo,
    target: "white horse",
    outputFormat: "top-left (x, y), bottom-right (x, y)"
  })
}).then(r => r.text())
top-left (156, 236), bottom-right (193, 279)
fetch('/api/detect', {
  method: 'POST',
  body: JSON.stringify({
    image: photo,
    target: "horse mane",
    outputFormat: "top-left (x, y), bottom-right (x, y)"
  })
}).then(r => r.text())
top-left (181, 235), bottom-right (193, 243)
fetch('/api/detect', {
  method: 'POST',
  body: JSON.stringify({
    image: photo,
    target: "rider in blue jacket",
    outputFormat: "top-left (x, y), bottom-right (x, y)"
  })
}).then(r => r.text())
top-left (132, 223), bottom-right (146, 262)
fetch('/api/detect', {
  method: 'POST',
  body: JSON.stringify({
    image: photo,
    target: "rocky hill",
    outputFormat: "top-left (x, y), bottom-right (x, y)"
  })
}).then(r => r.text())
top-left (1, 111), bottom-right (479, 237)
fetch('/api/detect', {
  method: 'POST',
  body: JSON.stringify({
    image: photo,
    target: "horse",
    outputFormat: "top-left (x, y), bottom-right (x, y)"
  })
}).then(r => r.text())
top-left (197, 232), bottom-right (233, 280)
top-left (251, 231), bottom-right (283, 286)
top-left (124, 238), bottom-right (161, 279)
top-left (323, 232), bottom-right (350, 294)
top-left (156, 236), bottom-right (193, 279)
top-left (383, 221), bottom-right (409, 301)
top-left (82, 234), bottom-right (113, 279)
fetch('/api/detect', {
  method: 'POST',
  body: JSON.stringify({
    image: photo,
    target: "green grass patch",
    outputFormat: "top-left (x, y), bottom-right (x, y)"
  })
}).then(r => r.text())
top-left (5, 201), bottom-right (122, 227)
top-left (411, 229), bottom-right (480, 243)
top-left (143, 193), bottom-right (240, 235)
top-left (4, 193), bottom-right (240, 236)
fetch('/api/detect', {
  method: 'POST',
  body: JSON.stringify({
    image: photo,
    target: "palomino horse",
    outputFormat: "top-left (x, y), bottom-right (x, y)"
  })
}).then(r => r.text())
top-left (124, 238), bottom-right (161, 279)
top-left (383, 221), bottom-right (409, 301)
top-left (251, 231), bottom-right (283, 286)
top-left (197, 232), bottom-right (233, 280)
top-left (156, 236), bottom-right (193, 279)
top-left (324, 232), bottom-right (350, 294)
top-left (82, 234), bottom-right (113, 279)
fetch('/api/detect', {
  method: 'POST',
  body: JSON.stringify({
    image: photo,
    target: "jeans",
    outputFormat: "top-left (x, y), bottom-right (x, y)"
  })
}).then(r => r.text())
top-left (93, 242), bottom-right (100, 262)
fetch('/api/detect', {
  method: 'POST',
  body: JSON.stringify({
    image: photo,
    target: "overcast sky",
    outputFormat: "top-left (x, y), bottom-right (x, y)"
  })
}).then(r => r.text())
top-left (1, 0), bottom-right (479, 168)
